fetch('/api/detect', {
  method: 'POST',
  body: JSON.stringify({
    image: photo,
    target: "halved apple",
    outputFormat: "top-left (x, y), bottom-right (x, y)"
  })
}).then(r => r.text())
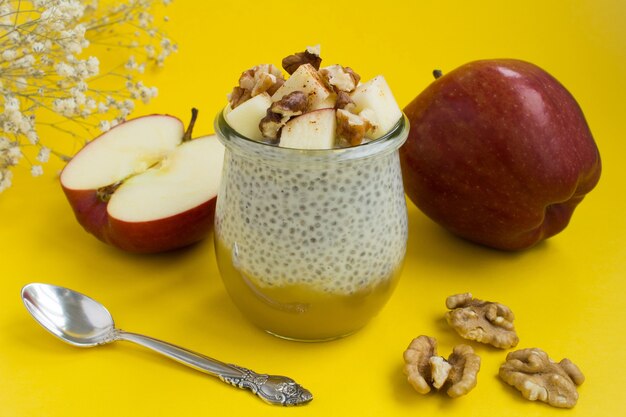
top-left (60, 111), bottom-right (225, 253)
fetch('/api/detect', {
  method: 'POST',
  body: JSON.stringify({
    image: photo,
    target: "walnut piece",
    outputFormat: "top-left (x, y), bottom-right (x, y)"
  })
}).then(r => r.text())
top-left (270, 90), bottom-right (308, 117)
top-left (259, 91), bottom-right (308, 141)
top-left (403, 335), bottom-right (481, 398)
top-left (282, 45), bottom-right (322, 75)
top-left (446, 293), bottom-right (519, 349)
top-left (499, 348), bottom-right (584, 408)
top-left (228, 64), bottom-right (285, 109)
top-left (259, 110), bottom-right (285, 142)
top-left (336, 109), bottom-right (372, 146)
top-left (320, 65), bottom-right (361, 93)
top-left (335, 91), bottom-right (355, 111)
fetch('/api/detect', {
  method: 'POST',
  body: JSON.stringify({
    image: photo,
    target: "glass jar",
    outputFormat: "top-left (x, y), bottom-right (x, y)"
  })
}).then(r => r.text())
top-left (213, 110), bottom-right (409, 341)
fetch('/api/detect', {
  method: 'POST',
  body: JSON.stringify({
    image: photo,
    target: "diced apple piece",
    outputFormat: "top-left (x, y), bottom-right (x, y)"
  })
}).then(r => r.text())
top-left (279, 109), bottom-right (336, 150)
top-left (224, 92), bottom-right (272, 141)
top-left (350, 75), bottom-right (402, 139)
top-left (312, 94), bottom-right (337, 110)
top-left (272, 64), bottom-right (333, 111)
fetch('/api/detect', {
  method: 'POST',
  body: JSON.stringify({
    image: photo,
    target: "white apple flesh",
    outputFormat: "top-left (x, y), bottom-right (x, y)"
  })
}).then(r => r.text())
top-left (60, 112), bottom-right (225, 253)
top-left (224, 92), bottom-right (272, 141)
top-left (272, 63), bottom-right (335, 110)
top-left (279, 108), bottom-right (336, 150)
top-left (350, 75), bottom-right (402, 139)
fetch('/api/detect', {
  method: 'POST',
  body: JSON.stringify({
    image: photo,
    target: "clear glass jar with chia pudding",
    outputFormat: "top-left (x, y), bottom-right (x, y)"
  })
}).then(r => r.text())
top-left (214, 110), bottom-right (409, 341)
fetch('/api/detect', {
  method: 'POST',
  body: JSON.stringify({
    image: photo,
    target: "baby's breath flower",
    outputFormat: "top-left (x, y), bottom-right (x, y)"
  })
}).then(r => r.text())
top-left (26, 130), bottom-right (39, 145)
top-left (56, 62), bottom-right (76, 77)
top-left (15, 78), bottom-right (28, 90)
top-left (14, 54), bottom-right (36, 69)
top-left (31, 165), bottom-right (44, 177)
top-left (32, 42), bottom-right (46, 53)
top-left (4, 97), bottom-right (20, 112)
top-left (98, 120), bottom-right (111, 132)
top-left (2, 50), bottom-right (17, 61)
top-left (0, 170), bottom-right (12, 192)
top-left (86, 56), bottom-right (99, 74)
top-left (36, 146), bottom-right (51, 163)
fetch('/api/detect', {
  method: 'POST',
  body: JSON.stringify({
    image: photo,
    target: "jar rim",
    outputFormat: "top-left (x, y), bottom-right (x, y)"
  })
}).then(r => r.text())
top-left (214, 107), bottom-right (409, 163)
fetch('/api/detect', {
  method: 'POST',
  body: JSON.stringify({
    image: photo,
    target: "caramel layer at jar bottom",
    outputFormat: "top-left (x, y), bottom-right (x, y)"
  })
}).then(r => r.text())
top-left (215, 238), bottom-right (403, 341)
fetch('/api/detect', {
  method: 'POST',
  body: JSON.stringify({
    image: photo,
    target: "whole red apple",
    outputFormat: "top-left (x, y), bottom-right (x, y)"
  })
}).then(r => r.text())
top-left (61, 110), bottom-right (225, 253)
top-left (400, 59), bottom-right (601, 250)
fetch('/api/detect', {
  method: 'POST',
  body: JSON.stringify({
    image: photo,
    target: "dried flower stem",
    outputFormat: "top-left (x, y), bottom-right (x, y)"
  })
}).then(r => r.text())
top-left (0, 0), bottom-right (177, 192)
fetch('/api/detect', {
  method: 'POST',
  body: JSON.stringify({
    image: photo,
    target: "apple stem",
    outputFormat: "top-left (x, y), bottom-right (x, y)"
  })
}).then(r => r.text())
top-left (433, 69), bottom-right (443, 79)
top-left (97, 181), bottom-right (122, 203)
top-left (183, 108), bottom-right (199, 142)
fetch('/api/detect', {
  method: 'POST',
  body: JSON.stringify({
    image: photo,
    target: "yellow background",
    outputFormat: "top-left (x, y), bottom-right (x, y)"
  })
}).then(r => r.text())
top-left (1, 0), bottom-right (625, 416)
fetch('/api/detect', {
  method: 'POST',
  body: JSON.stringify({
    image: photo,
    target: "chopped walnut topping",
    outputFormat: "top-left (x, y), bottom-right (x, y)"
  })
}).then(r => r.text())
top-left (306, 44), bottom-right (321, 56)
top-left (227, 87), bottom-right (251, 110)
top-left (336, 109), bottom-right (371, 146)
top-left (259, 110), bottom-right (285, 142)
top-left (259, 91), bottom-right (308, 141)
top-left (228, 64), bottom-right (285, 109)
top-left (499, 348), bottom-right (584, 408)
top-left (271, 91), bottom-right (308, 117)
top-left (335, 91), bottom-right (355, 111)
top-left (446, 293), bottom-right (519, 349)
top-left (282, 46), bottom-right (322, 75)
top-left (320, 65), bottom-right (361, 93)
top-left (403, 335), bottom-right (481, 398)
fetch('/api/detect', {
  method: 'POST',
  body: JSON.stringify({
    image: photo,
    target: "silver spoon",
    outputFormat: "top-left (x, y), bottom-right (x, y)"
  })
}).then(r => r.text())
top-left (21, 282), bottom-right (313, 406)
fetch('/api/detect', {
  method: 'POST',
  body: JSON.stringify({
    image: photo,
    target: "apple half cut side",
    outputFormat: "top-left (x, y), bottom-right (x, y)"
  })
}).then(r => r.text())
top-left (60, 110), bottom-right (225, 253)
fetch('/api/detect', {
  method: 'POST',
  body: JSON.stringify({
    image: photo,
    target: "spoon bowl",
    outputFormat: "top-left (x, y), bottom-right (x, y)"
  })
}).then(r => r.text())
top-left (21, 283), bottom-right (312, 406)
top-left (22, 283), bottom-right (115, 347)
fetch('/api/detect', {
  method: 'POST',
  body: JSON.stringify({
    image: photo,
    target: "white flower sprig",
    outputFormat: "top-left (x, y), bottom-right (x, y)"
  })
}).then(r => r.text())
top-left (0, 0), bottom-right (177, 193)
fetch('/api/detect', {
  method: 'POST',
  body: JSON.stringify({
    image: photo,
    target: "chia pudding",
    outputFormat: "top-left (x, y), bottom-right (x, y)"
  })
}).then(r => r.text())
top-left (213, 47), bottom-right (409, 340)
top-left (214, 112), bottom-right (409, 340)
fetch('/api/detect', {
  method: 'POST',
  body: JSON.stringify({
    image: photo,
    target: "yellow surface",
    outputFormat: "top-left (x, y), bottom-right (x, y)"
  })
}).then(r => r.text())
top-left (1, 0), bottom-right (625, 415)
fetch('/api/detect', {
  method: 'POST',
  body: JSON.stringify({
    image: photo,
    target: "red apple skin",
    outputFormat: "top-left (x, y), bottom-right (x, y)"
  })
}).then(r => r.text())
top-left (61, 186), bottom-right (216, 253)
top-left (400, 59), bottom-right (601, 250)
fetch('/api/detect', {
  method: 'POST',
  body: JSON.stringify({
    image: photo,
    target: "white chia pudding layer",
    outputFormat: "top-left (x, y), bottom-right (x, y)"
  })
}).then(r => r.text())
top-left (215, 148), bottom-right (408, 295)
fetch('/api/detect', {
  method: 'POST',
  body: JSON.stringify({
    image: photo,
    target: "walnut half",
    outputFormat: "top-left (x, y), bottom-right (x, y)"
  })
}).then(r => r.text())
top-left (499, 348), bottom-right (584, 408)
top-left (403, 335), bottom-right (481, 398)
top-left (446, 293), bottom-right (519, 349)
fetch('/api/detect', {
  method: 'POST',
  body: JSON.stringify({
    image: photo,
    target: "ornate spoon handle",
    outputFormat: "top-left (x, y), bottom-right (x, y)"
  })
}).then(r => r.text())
top-left (115, 330), bottom-right (313, 406)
